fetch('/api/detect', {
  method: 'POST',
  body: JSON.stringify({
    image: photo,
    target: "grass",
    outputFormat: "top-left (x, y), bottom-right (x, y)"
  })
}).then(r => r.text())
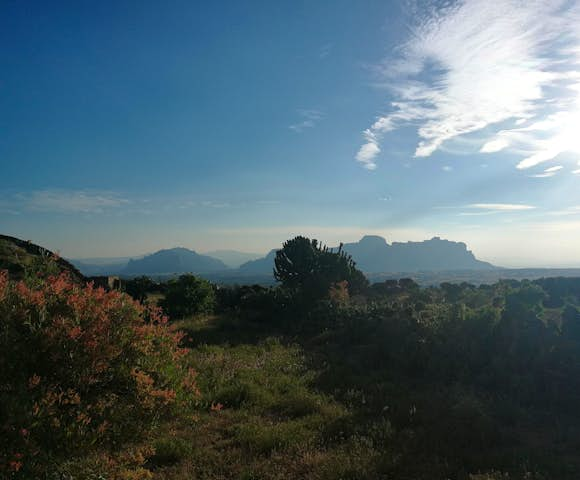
top-left (152, 316), bottom-right (387, 480)
top-left (151, 315), bottom-right (556, 480)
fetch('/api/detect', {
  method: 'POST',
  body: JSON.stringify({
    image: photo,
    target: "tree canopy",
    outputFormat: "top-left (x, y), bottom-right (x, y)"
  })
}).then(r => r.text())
top-left (273, 236), bottom-right (368, 299)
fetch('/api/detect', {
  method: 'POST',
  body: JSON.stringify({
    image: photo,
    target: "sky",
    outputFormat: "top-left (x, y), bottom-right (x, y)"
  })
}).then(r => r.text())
top-left (2, 0), bottom-right (580, 267)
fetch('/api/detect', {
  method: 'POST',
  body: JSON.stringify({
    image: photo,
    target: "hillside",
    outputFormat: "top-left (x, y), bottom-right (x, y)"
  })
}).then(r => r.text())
top-left (0, 234), bottom-right (84, 281)
top-left (122, 247), bottom-right (228, 275)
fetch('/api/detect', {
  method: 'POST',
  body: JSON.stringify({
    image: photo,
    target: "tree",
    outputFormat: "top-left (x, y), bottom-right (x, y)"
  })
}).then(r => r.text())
top-left (160, 274), bottom-right (216, 319)
top-left (273, 236), bottom-right (368, 300)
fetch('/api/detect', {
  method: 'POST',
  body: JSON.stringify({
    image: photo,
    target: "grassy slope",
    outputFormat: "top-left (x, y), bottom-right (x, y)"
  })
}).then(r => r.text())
top-left (150, 316), bottom-right (382, 480)
top-left (147, 316), bottom-right (526, 480)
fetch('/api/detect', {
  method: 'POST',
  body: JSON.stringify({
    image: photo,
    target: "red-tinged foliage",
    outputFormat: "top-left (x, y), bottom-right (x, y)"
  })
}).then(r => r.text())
top-left (0, 270), bottom-right (199, 477)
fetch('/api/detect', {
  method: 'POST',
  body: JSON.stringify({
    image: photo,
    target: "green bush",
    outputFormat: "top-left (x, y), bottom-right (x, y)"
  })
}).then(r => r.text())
top-left (160, 274), bottom-right (216, 319)
top-left (0, 270), bottom-right (199, 478)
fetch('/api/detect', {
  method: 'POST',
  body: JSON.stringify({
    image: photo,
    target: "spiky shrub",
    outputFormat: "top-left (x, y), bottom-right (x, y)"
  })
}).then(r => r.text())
top-left (274, 236), bottom-right (368, 301)
top-left (0, 270), bottom-right (199, 478)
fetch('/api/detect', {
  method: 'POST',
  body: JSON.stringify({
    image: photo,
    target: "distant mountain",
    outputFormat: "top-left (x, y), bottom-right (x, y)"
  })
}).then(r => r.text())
top-left (122, 247), bottom-right (228, 275)
top-left (237, 236), bottom-right (495, 276)
top-left (0, 234), bottom-right (84, 282)
top-left (204, 250), bottom-right (262, 269)
top-left (238, 249), bottom-right (278, 274)
top-left (341, 235), bottom-right (495, 272)
top-left (69, 256), bottom-right (142, 276)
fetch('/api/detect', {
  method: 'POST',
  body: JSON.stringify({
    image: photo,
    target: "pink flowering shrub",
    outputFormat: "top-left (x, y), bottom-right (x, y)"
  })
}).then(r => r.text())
top-left (0, 269), bottom-right (199, 477)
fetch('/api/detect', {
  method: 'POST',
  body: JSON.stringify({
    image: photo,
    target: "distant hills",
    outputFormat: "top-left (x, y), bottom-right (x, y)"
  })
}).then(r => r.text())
top-left (67, 236), bottom-right (494, 278)
top-left (68, 236), bottom-right (495, 278)
top-left (5, 233), bottom-right (580, 287)
top-left (238, 249), bottom-right (278, 274)
top-left (70, 249), bottom-right (262, 276)
top-left (204, 250), bottom-right (262, 269)
top-left (122, 247), bottom-right (227, 275)
top-left (237, 235), bottom-right (495, 275)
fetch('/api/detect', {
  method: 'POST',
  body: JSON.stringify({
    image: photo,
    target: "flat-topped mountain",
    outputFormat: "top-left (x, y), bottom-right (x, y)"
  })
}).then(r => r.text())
top-left (123, 247), bottom-right (228, 275)
top-left (341, 235), bottom-right (494, 272)
top-left (238, 236), bottom-right (495, 275)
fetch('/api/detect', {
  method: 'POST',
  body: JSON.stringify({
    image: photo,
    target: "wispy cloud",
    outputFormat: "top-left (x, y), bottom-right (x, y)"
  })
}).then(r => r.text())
top-left (13, 190), bottom-right (130, 214)
top-left (356, 0), bottom-right (580, 170)
top-left (529, 165), bottom-right (564, 178)
top-left (548, 205), bottom-right (580, 216)
top-left (289, 109), bottom-right (324, 133)
top-left (467, 203), bottom-right (536, 211)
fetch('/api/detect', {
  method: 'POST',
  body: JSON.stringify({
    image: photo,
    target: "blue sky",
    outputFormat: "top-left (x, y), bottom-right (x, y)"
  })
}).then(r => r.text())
top-left (2, 0), bottom-right (580, 266)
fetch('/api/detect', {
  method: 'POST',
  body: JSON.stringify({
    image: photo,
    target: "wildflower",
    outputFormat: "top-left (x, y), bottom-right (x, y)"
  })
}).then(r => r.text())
top-left (28, 374), bottom-right (41, 389)
top-left (9, 460), bottom-right (23, 472)
top-left (68, 325), bottom-right (82, 340)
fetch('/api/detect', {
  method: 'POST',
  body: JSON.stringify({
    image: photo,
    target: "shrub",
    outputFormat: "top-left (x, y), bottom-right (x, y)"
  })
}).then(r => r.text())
top-left (274, 236), bottom-right (368, 300)
top-left (160, 274), bottom-right (216, 319)
top-left (0, 270), bottom-right (199, 477)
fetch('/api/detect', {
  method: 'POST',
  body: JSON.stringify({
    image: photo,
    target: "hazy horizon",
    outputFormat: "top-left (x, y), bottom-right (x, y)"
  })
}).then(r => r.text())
top-left (3, 1), bottom-right (580, 268)
top-left (8, 227), bottom-right (578, 270)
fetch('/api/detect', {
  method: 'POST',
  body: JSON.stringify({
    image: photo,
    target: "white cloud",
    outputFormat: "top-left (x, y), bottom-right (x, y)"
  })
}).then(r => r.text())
top-left (289, 109), bottom-right (324, 132)
top-left (355, 129), bottom-right (380, 169)
top-left (529, 164), bottom-right (564, 177)
top-left (357, 0), bottom-right (580, 170)
top-left (19, 190), bottom-right (129, 213)
top-left (467, 203), bottom-right (536, 211)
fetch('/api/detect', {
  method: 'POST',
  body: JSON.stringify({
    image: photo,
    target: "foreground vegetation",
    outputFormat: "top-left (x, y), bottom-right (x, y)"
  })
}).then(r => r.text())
top-left (3, 236), bottom-right (580, 479)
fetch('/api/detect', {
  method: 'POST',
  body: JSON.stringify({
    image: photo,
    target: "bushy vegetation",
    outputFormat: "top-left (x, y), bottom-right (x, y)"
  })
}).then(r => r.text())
top-left (5, 236), bottom-right (580, 479)
top-left (0, 268), bottom-right (199, 478)
top-left (184, 275), bottom-right (580, 479)
top-left (160, 274), bottom-right (216, 319)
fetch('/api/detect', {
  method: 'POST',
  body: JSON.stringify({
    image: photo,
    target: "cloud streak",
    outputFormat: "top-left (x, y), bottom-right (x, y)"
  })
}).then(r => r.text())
top-left (466, 203), bottom-right (536, 211)
top-left (3, 190), bottom-right (130, 214)
top-left (289, 109), bottom-right (324, 133)
top-left (357, 0), bottom-right (580, 170)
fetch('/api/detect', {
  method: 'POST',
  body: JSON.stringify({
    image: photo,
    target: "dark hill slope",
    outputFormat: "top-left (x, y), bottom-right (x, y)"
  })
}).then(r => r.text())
top-left (0, 234), bottom-right (84, 281)
top-left (122, 247), bottom-right (228, 275)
